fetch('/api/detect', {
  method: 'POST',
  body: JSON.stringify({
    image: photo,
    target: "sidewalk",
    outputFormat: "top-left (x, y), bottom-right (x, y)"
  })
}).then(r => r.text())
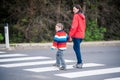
top-left (0, 40), bottom-right (120, 50)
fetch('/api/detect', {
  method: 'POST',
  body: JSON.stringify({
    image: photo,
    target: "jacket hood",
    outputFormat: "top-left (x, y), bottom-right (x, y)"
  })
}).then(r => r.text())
top-left (77, 13), bottom-right (85, 20)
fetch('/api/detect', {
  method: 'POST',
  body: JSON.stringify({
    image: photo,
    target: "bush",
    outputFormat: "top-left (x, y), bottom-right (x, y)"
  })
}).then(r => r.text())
top-left (0, 33), bottom-right (4, 42)
top-left (85, 20), bottom-right (106, 41)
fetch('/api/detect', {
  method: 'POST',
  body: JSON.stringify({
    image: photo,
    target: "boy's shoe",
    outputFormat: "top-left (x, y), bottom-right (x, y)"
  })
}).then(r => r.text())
top-left (59, 66), bottom-right (66, 70)
top-left (53, 64), bottom-right (59, 67)
top-left (73, 63), bottom-right (83, 69)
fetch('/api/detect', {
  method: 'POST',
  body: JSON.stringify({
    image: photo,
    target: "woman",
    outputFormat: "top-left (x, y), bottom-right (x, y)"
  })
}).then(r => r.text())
top-left (69, 4), bottom-right (86, 68)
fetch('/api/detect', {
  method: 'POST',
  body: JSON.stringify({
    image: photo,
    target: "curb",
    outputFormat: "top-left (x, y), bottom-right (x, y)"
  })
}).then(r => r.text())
top-left (0, 41), bottom-right (120, 50)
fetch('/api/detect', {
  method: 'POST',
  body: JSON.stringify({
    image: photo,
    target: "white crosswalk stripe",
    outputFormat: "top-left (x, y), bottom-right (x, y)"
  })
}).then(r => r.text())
top-left (55, 67), bottom-right (120, 78)
top-left (0, 54), bottom-right (27, 57)
top-left (0, 60), bottom-right (75, 67)
top-left (104, 77), bottom-right (120, 80)
top-left (0, 51), bottom-right (6, 53)
top-left (24, 63), bottom-right (105, 72)
top-left (0, 56), bottom-right (51, 62)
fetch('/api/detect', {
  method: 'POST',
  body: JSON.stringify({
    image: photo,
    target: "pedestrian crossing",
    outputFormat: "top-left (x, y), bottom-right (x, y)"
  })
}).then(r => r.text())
top-left (0, 52), bottom-right (119, 80)
top-left (55, 67), bottom-right (120, 78)
top-left (24, 63), bottom-right (105, 72)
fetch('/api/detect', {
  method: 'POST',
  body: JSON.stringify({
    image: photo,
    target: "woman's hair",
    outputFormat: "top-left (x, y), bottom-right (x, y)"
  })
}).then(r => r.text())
top-left (56, 23), bottom-right (64, 30)
top-left (73, 4), bottom-right (83, 13)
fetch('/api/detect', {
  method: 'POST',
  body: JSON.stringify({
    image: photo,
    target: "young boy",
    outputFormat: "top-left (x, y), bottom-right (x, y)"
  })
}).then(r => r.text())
top-left (51, 23), bottom-right (69, 70)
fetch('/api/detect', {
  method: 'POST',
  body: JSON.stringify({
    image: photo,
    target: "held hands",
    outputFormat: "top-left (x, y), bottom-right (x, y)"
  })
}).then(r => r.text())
top-left (68, 37), bottom-right (72, 42)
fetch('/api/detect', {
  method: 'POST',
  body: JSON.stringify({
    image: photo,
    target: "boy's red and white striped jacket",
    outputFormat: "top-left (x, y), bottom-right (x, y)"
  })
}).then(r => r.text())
top-left (51, 30), bottom-right (69, 50)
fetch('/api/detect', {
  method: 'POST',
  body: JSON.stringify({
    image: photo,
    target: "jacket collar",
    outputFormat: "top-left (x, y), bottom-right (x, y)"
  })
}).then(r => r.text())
top-left (57, 30), bottom-right (64, 32)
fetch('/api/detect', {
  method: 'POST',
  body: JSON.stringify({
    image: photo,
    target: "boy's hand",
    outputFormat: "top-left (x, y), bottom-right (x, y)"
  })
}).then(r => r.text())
top-left (51, 48), bottom-right (55, 50)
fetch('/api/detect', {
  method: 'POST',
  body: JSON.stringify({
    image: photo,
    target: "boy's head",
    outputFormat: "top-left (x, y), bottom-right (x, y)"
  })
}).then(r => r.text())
top-left (55, 23), bottom-right (64, 32)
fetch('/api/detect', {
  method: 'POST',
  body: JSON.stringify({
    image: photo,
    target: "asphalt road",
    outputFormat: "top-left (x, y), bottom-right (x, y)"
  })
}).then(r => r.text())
top-left (0, 46), bottom-right (120, 80)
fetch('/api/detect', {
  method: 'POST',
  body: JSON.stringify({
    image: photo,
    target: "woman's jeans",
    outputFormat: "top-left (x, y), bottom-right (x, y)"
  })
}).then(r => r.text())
top-left (56, 49), bottom-right (66, 67)
top-left (72, 38), bottom-right (83, 64)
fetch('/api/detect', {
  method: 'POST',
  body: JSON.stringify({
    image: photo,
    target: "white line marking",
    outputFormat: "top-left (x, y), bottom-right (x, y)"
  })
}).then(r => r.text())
top-left (0, 54), bottom-right (27, 57)
top-left (25, 66), bottom-right (59, 72)
top-left (24, 63), bottom-right (105, 72)
top-left (55, 67), bottom-right (120, 78)
top-left (0, 56), bottom-right (51, 62)
top-left (0, 51), bottom-right (6, 53)
top-left (104, 77), bottom-right (120, 80)
top-left (0, 60), bottom-right (74, 68)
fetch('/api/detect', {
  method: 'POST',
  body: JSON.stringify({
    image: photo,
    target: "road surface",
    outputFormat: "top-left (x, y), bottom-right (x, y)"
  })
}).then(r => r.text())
top-left (0, 46), bottom-right (120, 80)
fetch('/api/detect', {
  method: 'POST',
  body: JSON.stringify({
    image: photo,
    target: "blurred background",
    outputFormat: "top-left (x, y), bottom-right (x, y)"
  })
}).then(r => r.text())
top-left (0, 0), bottom-right (120, 43)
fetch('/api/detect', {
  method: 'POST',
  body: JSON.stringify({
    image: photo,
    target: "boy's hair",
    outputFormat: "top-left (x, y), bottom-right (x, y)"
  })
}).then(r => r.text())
top-left (56, 23), bottom-right (64, 30)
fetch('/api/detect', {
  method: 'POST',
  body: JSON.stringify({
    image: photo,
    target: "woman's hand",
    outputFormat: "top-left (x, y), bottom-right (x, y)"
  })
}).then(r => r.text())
top-left (68, 37), bottom-right (72, 42)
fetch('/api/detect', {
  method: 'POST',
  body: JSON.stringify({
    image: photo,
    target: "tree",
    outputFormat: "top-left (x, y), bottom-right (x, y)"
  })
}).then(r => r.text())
top-left (0, 0), bottom-right (119, 43)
